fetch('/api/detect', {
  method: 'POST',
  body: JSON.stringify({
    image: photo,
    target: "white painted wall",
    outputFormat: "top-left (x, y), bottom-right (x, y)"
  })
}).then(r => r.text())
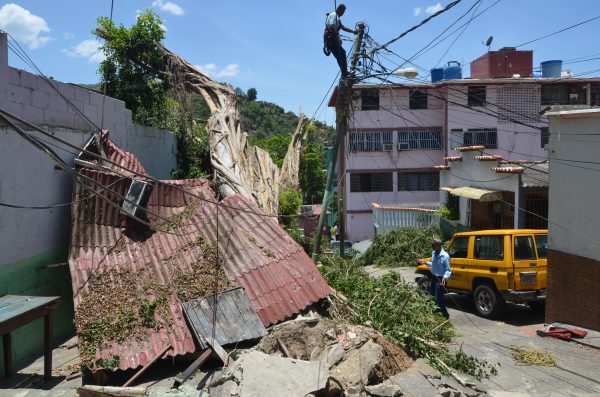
top-left (547, 110), bottom-right (600, 262)
top-left (439, 151), bottom-right (521, 228)
top-left (0, 34), bottom-right (177, 267)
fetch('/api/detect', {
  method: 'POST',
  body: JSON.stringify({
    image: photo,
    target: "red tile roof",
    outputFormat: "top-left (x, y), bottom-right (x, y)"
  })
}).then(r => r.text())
top-left (455, 145), bottom-right (486, 152)
top-left (68, 137), bottom-right (330, 371)
top-left (434, 165), bottom-right (450, 170)
top-left (443, 156), bottom-right (462, 162)
top-left (475, 155), bottom-right (503, 161)
top-left (492, 166), bottom-right (525, 174)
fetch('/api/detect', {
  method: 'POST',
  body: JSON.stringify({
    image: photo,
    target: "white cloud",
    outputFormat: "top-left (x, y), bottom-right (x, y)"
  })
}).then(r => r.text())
top-left (63, 32), bottom-right (74, 40)
top-left (152, 0), bottom-right (184, 16)
top-left (217, 64), bottom-right (240, 78)
top-left (413, 7), bottom-right (422, 16)
top-left (62, 39), bottom-right (105, 63)
top-left (0, 3), bottom-right (51, 49)
top-left (425, 3), bottom-right (443, 15)
top-left (194, 63), bottom-right (240, 78)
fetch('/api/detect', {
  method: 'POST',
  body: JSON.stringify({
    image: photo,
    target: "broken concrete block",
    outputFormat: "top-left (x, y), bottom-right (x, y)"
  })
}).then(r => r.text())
top-left (367, 367), bottom-right (439, 397)
top-left (237, 351), bottom-right (328, 397)
top-left (364, 381), bottom-right (403, 397)
top-left (327, 343), bottom-right (346, 368)
top-left (332, 339), bottom-right (384, 389)
top-left (208, 379), bottom-right (238, 397)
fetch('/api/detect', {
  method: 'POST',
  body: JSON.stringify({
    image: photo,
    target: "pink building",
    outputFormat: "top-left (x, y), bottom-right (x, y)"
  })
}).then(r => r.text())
top-left (330, 76), bottom-right (600, 242)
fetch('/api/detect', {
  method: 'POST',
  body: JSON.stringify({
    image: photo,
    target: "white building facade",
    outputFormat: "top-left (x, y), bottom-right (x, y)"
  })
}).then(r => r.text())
top-left (334, 77), bottom-right (600, 242)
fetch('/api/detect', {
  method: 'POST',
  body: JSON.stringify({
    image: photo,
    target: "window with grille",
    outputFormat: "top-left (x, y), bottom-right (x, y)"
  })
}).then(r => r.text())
top-left (361, 89), bottom-right (380, 110)
top-left (450, 129), bottom-right (463, 149)
top-left (350, 173), bottom-right (393, 192)
top-left (397, 130), bottom-right (442, 150)
top-left (397, 172), bottom-right (439, 191)
top-left (541, 127), bottom-right (549, 147)
top-left (592, 85), bottom-right (600, 106)
top-left (349, 131), bottom-right (392, 152)
top-left (541, 84), bottom-right (569, 105)
top-left (468, 86), bottom-right (486, 107)
top-left (409, 89), bottom-right (428, 109)
top-left (497, 84), bottom-right (541, 123)
top-left (463, 128), bottom-right (497, 148)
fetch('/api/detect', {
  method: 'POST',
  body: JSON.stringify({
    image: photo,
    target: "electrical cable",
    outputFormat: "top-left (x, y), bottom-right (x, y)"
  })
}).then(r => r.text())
top-left (515, 15), bottom-right (600, 48)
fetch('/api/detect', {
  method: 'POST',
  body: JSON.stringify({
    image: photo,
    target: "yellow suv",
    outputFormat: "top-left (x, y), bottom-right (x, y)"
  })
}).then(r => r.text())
top-left (415, 229), bottom-right (548, 319)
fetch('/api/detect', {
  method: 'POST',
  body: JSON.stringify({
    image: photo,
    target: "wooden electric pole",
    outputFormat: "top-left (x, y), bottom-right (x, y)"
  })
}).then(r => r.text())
top-left (312, 23), bottom-right (365, 262)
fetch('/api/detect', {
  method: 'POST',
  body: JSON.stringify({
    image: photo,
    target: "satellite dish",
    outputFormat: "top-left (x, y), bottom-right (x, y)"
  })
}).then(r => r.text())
top-left (485, 36), bottom-right (494, 52)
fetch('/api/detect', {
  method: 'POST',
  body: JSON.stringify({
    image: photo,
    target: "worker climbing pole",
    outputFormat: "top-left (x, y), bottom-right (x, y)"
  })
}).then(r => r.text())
top-left (323, 3), bottom-right (358, 78)
top-left (312, 22), bottom-right (365, 263)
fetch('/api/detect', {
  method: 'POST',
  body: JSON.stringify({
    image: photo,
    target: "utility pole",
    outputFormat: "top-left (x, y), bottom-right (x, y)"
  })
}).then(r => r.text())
top-left (312, 23), bottom-right (365, 263)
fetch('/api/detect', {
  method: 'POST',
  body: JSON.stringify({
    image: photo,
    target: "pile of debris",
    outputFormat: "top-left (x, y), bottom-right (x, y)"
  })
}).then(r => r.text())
top-left (203, 317), bottom-right (485, 397)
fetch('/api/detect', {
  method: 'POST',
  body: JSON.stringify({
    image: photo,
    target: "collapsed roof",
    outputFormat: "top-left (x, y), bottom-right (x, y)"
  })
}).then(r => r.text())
top-left (68, 134), bottom-right (330, 371)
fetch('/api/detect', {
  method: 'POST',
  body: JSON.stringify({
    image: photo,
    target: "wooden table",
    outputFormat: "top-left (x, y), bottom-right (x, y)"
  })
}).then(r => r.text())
top-left (0, 295), bottom-right (59, 380)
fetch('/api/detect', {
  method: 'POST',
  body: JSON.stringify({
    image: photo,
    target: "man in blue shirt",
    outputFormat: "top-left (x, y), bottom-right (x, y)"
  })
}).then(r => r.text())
top-left (419, 238), bottom-right (451, 319)
top-left (324, 4), bottom-right (358, 78)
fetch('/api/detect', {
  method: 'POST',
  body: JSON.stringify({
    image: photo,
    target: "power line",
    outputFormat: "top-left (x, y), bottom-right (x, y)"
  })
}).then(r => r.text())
top-left (515, 15), bottom-right (600, 48)
top-left (373, 0), bottom-right (464, 53)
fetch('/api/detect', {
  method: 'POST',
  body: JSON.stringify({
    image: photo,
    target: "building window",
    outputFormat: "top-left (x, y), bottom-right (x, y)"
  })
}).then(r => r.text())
top-left (541, 84), bottom-right (569, 105)
top-left (497, 84), bottom-right (541, 124)
top-left (409, 89), bottom-right (428, 109)
top-left (349, 131), bottom-right (392, 152)
top-left (468, 86), bottom-right (486, 107)
top-left (463, 128), bottom-right (497, 149)
top-left (541, 127), bottom-right (549, 147)
top-left (397, 172), bottom-right (439, 191)
top-left (592, 85), bottom-right (600, 106)
top-left (397, 130), bottom-right (442, 150)
top-left (350, 173), bottom-right (393, 192)
top-left (361, 89), bottom-right (380, 110)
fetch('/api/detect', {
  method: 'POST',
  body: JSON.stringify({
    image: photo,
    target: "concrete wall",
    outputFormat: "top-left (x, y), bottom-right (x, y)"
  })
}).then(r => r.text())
top-left (546, 111), bottom-right (600, 262)
top-left (0, 33), bottom-right (177, 371)
top-left (440, 151), bottom-right (521, 228)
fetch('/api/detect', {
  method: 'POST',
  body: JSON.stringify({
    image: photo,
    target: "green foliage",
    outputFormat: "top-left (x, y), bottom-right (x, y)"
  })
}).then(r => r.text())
top-left (320, 255), bottom-right (497, 380)
top-left (300, 142), bottom-right (326, 204)
top-left (171, 123), bottom-right (211, 179)
top-left (359, 225), bottom-right (443, 268)
top-left (247, 87), bottom-right (257, 101)
top-left (279, 188), bottom-right (302, 229)
top-left (250, 134), bottom-right (291, 168)
top-left (436, 204), bottom-right (459, 221)
top-left (97, 10), bottom-right (172, 129)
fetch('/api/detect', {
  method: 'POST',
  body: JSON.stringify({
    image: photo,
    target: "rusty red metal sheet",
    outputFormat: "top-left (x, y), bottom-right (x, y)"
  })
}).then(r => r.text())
top-left (68, 136), bottom-right (331, 371)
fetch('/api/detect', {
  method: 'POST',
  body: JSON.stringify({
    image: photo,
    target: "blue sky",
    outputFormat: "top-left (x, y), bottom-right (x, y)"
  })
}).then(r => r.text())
top-left (1, 0), bottom-right (599, 126)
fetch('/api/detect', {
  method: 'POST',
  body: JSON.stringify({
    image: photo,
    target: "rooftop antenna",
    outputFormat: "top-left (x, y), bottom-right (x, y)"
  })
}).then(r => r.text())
top-left (484, 35), bottom-right (494, 52)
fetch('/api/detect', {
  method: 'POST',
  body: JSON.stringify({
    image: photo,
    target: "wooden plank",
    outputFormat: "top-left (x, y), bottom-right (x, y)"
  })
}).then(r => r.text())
top-left (172, 348), bottom-right (212, 388)
top-left (0, 296), bottom-right (59, 325)
top-left (204, 335), bottom-right (233, 367)
top-left (122, 345), bottom-right (172, 387)
top-left (77, 386), bottom-right (146, 397)
top-left (3, 333), bottom-right (12, 377)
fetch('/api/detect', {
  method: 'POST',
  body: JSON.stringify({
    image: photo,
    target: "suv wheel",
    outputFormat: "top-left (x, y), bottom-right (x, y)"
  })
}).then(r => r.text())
top-left (416, 276), bottom-right (432, 296)
top-left (473, 283), bottom-right (505, 319)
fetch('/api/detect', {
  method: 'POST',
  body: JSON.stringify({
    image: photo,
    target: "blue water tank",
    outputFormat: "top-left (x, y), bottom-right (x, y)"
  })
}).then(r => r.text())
top-left (443, 61), bottom-right (462, 80)
top-left (541, 60), bottom-right (562, 78)
top-left (431, 67), bottom-right (444, 83)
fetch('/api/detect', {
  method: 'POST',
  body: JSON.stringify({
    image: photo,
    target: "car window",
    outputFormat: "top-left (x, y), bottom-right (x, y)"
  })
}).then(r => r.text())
top-left (448, 237), bottom-right (469, 258)
top-left (474, 235), bottom-right (504, 260)
top-left (535, 235), bottom-right (548, 259)
top-left (514, 236), bottom-right (536, 260)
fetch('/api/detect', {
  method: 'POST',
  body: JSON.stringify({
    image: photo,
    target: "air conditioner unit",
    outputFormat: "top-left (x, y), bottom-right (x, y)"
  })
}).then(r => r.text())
top-left (122, 179), bottom-right (153, 220)
top-left (398, 143), bottom-right (410, 151)
top-left (382, 143), bottom-right (393, 152)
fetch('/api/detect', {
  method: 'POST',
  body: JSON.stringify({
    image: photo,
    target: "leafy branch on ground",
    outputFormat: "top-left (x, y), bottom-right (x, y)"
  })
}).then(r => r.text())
top-left (320, 254), bottom-right (497, 380)
top-left (359, 225), bottom-right (443, 267)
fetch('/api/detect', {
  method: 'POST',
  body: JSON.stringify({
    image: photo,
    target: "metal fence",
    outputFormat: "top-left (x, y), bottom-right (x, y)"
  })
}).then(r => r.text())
top-left (373, 202), bottom-right (440, 235)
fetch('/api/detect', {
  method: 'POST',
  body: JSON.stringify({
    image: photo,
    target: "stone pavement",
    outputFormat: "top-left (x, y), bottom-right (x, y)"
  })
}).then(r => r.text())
top-left (366, 265), bottom-right (600, 397)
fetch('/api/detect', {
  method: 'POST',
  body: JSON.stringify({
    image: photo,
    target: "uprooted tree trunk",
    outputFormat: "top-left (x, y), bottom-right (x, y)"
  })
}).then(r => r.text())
top-left (280, 112), bottom-right (306, 190)
top-left (157, 44), bottom-right (282, 214)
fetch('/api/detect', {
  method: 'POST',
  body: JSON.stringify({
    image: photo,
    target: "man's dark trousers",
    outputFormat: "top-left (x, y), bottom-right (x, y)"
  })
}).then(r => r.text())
top-left (429, 276), bottom-right (449, 318)
top-left (327, 38), bottom-right (348, 77)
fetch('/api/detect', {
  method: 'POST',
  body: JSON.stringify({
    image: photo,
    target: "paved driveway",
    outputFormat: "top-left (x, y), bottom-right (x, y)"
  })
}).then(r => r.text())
top-left (366, 265), bottom-right (600, 396)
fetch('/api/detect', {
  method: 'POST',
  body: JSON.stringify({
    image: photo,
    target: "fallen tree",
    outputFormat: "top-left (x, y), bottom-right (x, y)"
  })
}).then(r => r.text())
top-left (96, 11), bottom-right (307, 216)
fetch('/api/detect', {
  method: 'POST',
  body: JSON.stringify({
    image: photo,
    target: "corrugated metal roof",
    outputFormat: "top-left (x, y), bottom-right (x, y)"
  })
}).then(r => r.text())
top-left (182, 288), bottom-right (267, 349)
top-left (450, 187), bottom-right (501, 202)
top-left (68, 137), bottom-right (330, 372)
top-left (521, 162), bottom-right (549, 188)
